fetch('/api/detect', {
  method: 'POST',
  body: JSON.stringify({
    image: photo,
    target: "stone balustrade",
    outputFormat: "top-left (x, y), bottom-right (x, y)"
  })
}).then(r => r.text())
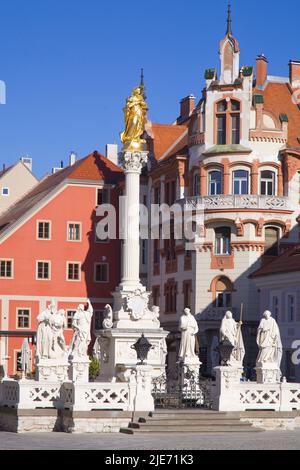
top-left (180, 194), bottom-right (291, 211)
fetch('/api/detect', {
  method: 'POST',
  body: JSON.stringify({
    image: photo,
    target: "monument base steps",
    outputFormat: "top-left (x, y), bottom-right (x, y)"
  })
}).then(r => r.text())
top-left (120, 409), bottom-right (300, 434)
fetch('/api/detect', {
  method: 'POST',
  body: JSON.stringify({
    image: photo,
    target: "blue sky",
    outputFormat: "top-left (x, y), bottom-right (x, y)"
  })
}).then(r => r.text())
top-left (0, 0), bottom-right (299, 177)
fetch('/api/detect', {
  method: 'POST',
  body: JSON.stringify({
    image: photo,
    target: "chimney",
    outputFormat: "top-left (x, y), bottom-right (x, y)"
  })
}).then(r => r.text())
top-left (256, 55), bottom-right (268, 88)
top-left (289, 60), bottom-right (300, 88)
top-left (69, 151), bottom-right (77, 166)
top-left (179, 95), bottom-right (195, 122)
top-left (20, 156), bottom-right (33, 172)
top-left (105, 144), bottom-right (119, 166)
top-left (2, 163), bottom-right (5, 172)
top-left (60, 161), bottom-right (64, 169)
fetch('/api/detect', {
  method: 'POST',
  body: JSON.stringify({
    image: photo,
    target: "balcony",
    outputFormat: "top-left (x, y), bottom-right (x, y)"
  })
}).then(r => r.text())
top-left (179, 194), bottom-right (292, 211)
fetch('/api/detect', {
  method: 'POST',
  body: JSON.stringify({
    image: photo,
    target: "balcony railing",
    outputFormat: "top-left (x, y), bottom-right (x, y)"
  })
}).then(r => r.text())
top-left (196, 307), bottom-right (238, 322)
top-left (179, 195), bottom-right (292, 211)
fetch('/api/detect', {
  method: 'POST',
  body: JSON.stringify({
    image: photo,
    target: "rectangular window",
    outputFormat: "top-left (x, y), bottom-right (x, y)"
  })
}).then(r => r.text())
top-left (260, 171), bottom-right (276, 196)
top-left (94, 310), bottom-right (105, 330)
top-left (209, 171), bottom-right (222, 195)
top-left (272, 296), bottom-right (279, 322)
top-left (217, 115), bottom-right (226, 145)
top-left (154, 186), bottom-right (161, 205)
top-left (17, 309), bottom-right (30, 328)
top-left (2, 187), bottom-right (9, 196)
top-left (216, 292), bottom-right (232, 308)
top-left (233, 170), bottom-right (249, 195)
top-left (287, 295), bottom-right (295, 322)
top-left (67, 262), bottom-right (81, 281)
top-left (37, 221), bottom-right (51, 240)
top-left (153, 239), bottom-right (160, 264)
top-left (15, 351), bottom-right (22, 373)
top-left (231, 115), bottom-right (240, 144)
top-left (94, 263), bottom-right (109, 282)
top-left (37, 261), bottom-right (50, 280)
top-left (183, 282), bottom-right (192, 309)
top-left (152, 287), bottom-right (160, 306)
top-left (97, 188), bottom-right (110, 205)
top-left (67, 310), bottom-right (76, 329)
top-left (142, 240), bottom-right (147, 265)
top-left (68, 223), bottom-right (81, 241)
top-left (0, 260), bottom-right (13, 278)
top-left (215, 228), bottom-right (231, 255)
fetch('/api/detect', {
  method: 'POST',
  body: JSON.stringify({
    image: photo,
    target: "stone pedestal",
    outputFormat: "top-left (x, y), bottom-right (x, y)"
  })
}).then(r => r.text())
top-left (96, 328), bottom-right (168, 382)
top-left (35, 358), bottom-right (69, 382)
top-left (133, 365), bottom-right (155, 412)
top-left (68, 356), bottom-right (90, 383)
top-left (213, 366), bottom-right (243, 411)
top-left (255, 362), bottom-right (281, 384)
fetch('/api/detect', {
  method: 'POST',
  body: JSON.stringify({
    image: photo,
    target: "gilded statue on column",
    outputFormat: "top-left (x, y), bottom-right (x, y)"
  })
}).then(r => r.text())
top-left (120, 87), bottom-right (148, 151)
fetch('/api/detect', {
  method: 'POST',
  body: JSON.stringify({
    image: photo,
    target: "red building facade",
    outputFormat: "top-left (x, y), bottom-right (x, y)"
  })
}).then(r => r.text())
top-left (0, 151), bottom-right (123, 375)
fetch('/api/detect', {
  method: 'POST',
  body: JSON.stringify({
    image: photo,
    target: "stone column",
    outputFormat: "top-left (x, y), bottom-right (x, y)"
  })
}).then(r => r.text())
top-left (120, 151), bottom-right (148, 290)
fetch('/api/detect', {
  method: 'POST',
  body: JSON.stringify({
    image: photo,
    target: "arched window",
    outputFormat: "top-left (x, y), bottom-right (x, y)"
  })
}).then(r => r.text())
top-left (216, 99), bottom-right (241, 145)
top-left (215, 227), bottom-right (231, 255)
top-left (193, 172), bottom-right (200, 196)
top-left (260, 170), bottom-right (276, 196)
top-left (265, 227), bottom-right (279, 256)
top-left (212, 276), bottom-right (233, 308)
top-left (233, 170), bottom-right (249, 195)
top-left (209, 170), bottom-right (222, 195)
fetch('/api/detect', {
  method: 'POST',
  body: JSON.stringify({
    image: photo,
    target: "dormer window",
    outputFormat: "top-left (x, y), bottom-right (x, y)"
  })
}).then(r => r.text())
top-left (216, 99), bottom-right (241, 145)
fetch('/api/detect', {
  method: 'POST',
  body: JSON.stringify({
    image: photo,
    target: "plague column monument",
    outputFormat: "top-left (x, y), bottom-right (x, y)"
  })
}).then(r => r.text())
top-left (95, 86), bottom-right (168, 381)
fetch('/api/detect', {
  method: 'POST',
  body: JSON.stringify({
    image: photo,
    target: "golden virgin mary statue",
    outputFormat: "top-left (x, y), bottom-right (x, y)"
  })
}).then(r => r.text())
top-left (120, 87), bottom-right (148, 151)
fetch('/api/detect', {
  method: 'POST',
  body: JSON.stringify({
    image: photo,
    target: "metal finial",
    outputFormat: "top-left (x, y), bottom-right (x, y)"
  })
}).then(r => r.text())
top-left (140, 68), bottom-right (146, 100)
top-left (227, 0), bottom-right (232, 36)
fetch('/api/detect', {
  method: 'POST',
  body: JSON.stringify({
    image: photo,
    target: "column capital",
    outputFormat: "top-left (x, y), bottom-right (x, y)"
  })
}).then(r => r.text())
top-left (121, 150), bottom-right (149, 174)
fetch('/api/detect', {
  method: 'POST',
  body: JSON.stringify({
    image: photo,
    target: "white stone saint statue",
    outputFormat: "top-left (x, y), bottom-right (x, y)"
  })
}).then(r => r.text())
top-left (70, 300), bottom-right (94, 358)
top-left (49, 309), bottom-right (67, 359)
top-left (36, 302), bottom-right (56, 359)
top-left (256, 310), bottom-right (282, 368)
top-left (220, 311), bottom-right (245, 366)
top-left (178, 308), bottom-right (199, 365)
top-left (102, 304), bottom-right (113, 329)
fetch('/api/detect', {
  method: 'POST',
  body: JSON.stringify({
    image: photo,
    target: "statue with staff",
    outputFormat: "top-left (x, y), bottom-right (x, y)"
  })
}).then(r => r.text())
top-left (219, 304), bottom-right (245, 367)
top-left (120, 86), bottom-right (148, 151)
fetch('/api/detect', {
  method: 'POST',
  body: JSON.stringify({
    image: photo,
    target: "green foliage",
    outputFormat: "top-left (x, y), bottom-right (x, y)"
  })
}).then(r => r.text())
top-left (89, 356), bottom-right (100, 380)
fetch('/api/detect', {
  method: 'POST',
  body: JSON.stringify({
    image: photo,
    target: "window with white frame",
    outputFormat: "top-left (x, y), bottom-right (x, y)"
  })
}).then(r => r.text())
top-left (15, 351), bottom-right (22, 373)
top-left (67, 223), bottom-right (81, 241)
top-left (36, 261), bottom-right (50, 280)
top-left (0, 259), bottom-right (13, 278)
top-left (233, 170), bottom-right (249, 195)
top-left (94, 310), bottom-right (105, 330)
top-left (272, 296), bottom-right (279, 322)
top-left (67, 262), bottom-right (81, 281)
top-left (287, 295), bottom-right (295, 322)
top-left (66, 310), bottom-right (76, 329)
top-left (2, 187), bottom-right (9, 196)
top-left (94, 263), bottom-right (109, 282)
top-left (97, 188), bottom-right (110, 205)
top-left (17, 309), bottom-right (30, 328)
top-left (260, 170), bottom-right (276, 196)
top-left (215, 227), bottom-right (231, 255)
top-left (37, 221), bottom-right (51, 240)
top-left (209, 170), bottom-right (222, 195)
